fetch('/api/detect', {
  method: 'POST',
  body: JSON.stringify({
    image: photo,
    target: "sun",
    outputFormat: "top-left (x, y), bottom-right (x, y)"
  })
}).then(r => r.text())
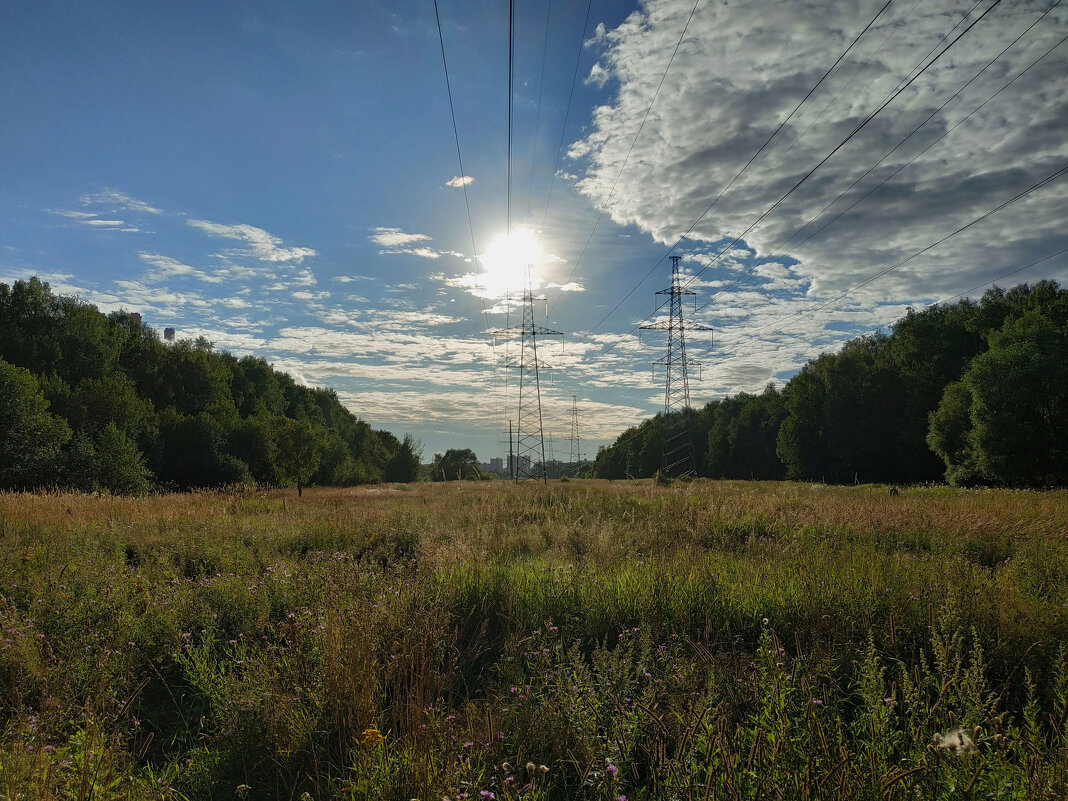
top-left (479, 227), bottom-right (543, 297)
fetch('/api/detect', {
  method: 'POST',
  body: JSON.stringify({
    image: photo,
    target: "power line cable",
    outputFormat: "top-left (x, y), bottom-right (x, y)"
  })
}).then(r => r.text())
top-left (579, 0), bottom-right (899, 335)
top-left (584, 0), bottom-right (1008, 373)
top-left (681, 3), bottom-right (1068, 341)
top-left (507, 0), bottom-right (516, 237)
top-left (759, 1), bottom-right (1065, 273)
top-left (539, 0), bottom-right (595, 233)
top-left (547, 0), bottom-right (702, 318)
top-left (673, 0), bottom-right (1006, 298)
top-left (736, 163), bottom-right (1068, 343)
top-left (528, 0), bottom-right (553, 217)
top-left (590, 0), bottom-right (1009, 367)
top-left (432, 0), bottom-right (480, 267)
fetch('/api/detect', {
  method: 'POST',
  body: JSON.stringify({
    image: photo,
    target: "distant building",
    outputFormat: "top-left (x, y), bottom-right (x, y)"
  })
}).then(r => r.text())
top-left (129, 312), bottom-right (141, 326)
top-left (164, 327), bottom-right (175, 341)
top-left (479, 457), bottom-right (505, 477)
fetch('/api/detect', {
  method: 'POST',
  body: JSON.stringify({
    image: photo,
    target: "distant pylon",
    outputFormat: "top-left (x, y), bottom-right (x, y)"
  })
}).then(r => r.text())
top-left (568, 395), bottom-right (581, 471)
top-left (491, 273), bottom-right (563, 483)
top-left (640, 255), bottom-right (713, 476)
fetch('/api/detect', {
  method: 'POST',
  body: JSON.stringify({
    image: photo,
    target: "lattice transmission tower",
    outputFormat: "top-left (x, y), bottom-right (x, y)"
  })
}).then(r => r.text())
top-left (639, 255), bottom-right (713, 476)
top-left (492, 276), bottom-right (562, 483)
top-left (568, 395), bottom-right (582, 473)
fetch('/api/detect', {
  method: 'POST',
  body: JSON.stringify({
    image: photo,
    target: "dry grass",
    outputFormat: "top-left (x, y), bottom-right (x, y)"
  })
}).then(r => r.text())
top-left (0, 480), bottom-right (1066, 800)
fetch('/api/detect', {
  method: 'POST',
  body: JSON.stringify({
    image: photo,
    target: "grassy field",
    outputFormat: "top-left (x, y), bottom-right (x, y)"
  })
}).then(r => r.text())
top-left (1, 480), bottom-right (1066, 800)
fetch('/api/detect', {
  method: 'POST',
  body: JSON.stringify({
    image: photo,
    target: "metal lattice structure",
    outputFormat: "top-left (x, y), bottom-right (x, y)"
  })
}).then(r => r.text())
top-left (568, 394), bottom-right (581, 468)
top-left (492, 283), bottom-right (562, 483)
top-left (640, 255), bottom-right (713, 476)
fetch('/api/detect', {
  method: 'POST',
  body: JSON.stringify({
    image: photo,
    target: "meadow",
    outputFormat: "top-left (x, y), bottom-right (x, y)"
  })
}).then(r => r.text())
top-left (0, 480), bottom-right (1066, 800)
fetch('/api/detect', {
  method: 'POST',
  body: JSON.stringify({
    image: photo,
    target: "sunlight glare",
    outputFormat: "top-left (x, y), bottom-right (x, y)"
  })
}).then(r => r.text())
top-left (479, 227), bottom-right (543, 297)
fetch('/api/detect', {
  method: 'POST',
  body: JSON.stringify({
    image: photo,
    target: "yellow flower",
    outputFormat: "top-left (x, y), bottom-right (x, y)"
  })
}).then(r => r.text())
top-left (361, 726), bottom-right (385, 745)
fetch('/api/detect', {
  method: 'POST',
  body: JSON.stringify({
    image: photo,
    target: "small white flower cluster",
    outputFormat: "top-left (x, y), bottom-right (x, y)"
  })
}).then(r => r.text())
top-left (931, 728), bottom-right (976, 754)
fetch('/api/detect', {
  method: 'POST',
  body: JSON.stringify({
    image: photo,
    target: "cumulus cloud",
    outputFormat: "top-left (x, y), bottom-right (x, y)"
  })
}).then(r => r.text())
top-left (445, 175), bottom-right (475, 188)
top-left (571, 0), bottom-right (1068, 305)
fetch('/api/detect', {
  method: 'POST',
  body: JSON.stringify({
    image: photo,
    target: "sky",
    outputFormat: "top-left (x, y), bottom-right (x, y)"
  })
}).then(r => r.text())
top-left (2, 0), bottom-right (1067, 463)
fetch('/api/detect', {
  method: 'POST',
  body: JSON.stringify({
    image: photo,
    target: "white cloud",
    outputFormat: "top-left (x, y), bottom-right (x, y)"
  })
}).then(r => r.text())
top-left (445, 175), bottom-right (475, 188)
top-left (188, 219), bottom-right (317, 263)
top-left (138, 252), bottom-right (223, 284)
top-left (79, 189), bottom-right (161, 215)
top-left (52, 210), bottom-right (97, 219)
top-left (370, 227), bottom-right (432, 248)
top-left (548, 282), bottom-right (585, 292)
top-left (571, 0), bottom-right (1068, 307)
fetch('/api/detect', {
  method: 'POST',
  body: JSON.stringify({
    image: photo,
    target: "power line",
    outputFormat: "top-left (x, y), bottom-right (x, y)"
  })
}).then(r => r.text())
top-left (586, 0), bottom-right (1008, 366)
top-left (675, 0), bottom-right (1006, 298)
top-left (432, 0), bottom-right (479, 266)
top-left (760, 163), bottom-right (1068, 339)
top-left (746, 1), bottom-right (1065, 281)
top-left (547, 0), bottom-right (703, 318)
top-left (581, 0), bottom-right (899, 334)
top-left (675, 3), bottom-right (1068, 353)
top-left (539, 0), bottom-right (594, 232)
top-left (528, 0), bottom-right (553, 217)
top-left (507, 0), bottom-right (516, 237)
top-left (732, 163), bottom-right (1068, 344)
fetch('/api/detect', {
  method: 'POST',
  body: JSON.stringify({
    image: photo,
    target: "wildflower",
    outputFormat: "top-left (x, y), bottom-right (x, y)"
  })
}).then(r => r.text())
top-left (361, 727), bottom-right (385, 745)
top-left (480, 792), bottom-right (495, 800)
top-left (501, 762), bottom-right (512, 773)
top-left (526, 762), bottom-right (536, 777)
top-left (762, 618), bottom-right (769, 626)
top-left (539, 765), bottom-right (549, 774)
top-left (605, 764), bottom-right (619, 779)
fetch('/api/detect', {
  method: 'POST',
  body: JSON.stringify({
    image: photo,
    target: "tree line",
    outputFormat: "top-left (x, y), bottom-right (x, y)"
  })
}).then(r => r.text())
top-left (0, 277), bottom-right (421, 494)
top-left (593, 280), bottom-right (1068, 488)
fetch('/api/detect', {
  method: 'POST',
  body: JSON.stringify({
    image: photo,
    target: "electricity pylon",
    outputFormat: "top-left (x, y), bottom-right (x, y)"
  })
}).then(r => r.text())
top-left (568, 395), bottom-right (582, 473)
top-left (640, 255), bottom-right (713, 476)
top-left (491, 273), bottom-right (562, 483)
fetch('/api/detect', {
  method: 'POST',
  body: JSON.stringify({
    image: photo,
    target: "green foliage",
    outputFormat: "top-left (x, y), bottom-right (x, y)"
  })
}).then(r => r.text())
top-left (276, 417), bottom-right (324, 495)
top-left (598, 280), bottom-right (1068, 488)
top-left (0, 358), bottom-right (71, 489)
top-left (0, 277), bottom-right (417, 493)
top-left (930, 307), bottom-right (1068, 486)
top-left (384, 434), bottom-right (423, 483)
top-left (431, 448), bottom-right (482, 481)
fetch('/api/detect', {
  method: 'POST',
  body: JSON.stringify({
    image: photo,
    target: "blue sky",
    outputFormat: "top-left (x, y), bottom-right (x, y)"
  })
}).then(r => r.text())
top-left (2, 0), bottom-right (1067, 461)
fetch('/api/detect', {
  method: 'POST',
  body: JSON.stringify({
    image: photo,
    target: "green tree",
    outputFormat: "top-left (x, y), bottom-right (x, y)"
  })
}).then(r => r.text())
top-left (926, 380), bottom-right (979, 486)
top-left (0, 358), bottom-right (71, 489)
top-left (952, 310), bottom-right (1067, 486)
top-left (276, 418), bottom-right (324, 496)
top-left (384, 434), bottom-right (423, 483)
top-left (94, 423), bottom-right (154, 495)
top-left (431, 448), bottom-right (481, 481)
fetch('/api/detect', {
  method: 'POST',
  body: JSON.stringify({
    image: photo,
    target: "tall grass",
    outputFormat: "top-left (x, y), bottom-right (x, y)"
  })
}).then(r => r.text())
top-left (0, 481), bottom-right (1065, 799)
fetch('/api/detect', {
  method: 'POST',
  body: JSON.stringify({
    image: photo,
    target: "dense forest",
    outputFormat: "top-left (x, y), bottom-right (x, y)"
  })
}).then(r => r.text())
top-left (0, 277), bottom-right (421, 494)
top-left (593, 280), bottom-right (1068, 488)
